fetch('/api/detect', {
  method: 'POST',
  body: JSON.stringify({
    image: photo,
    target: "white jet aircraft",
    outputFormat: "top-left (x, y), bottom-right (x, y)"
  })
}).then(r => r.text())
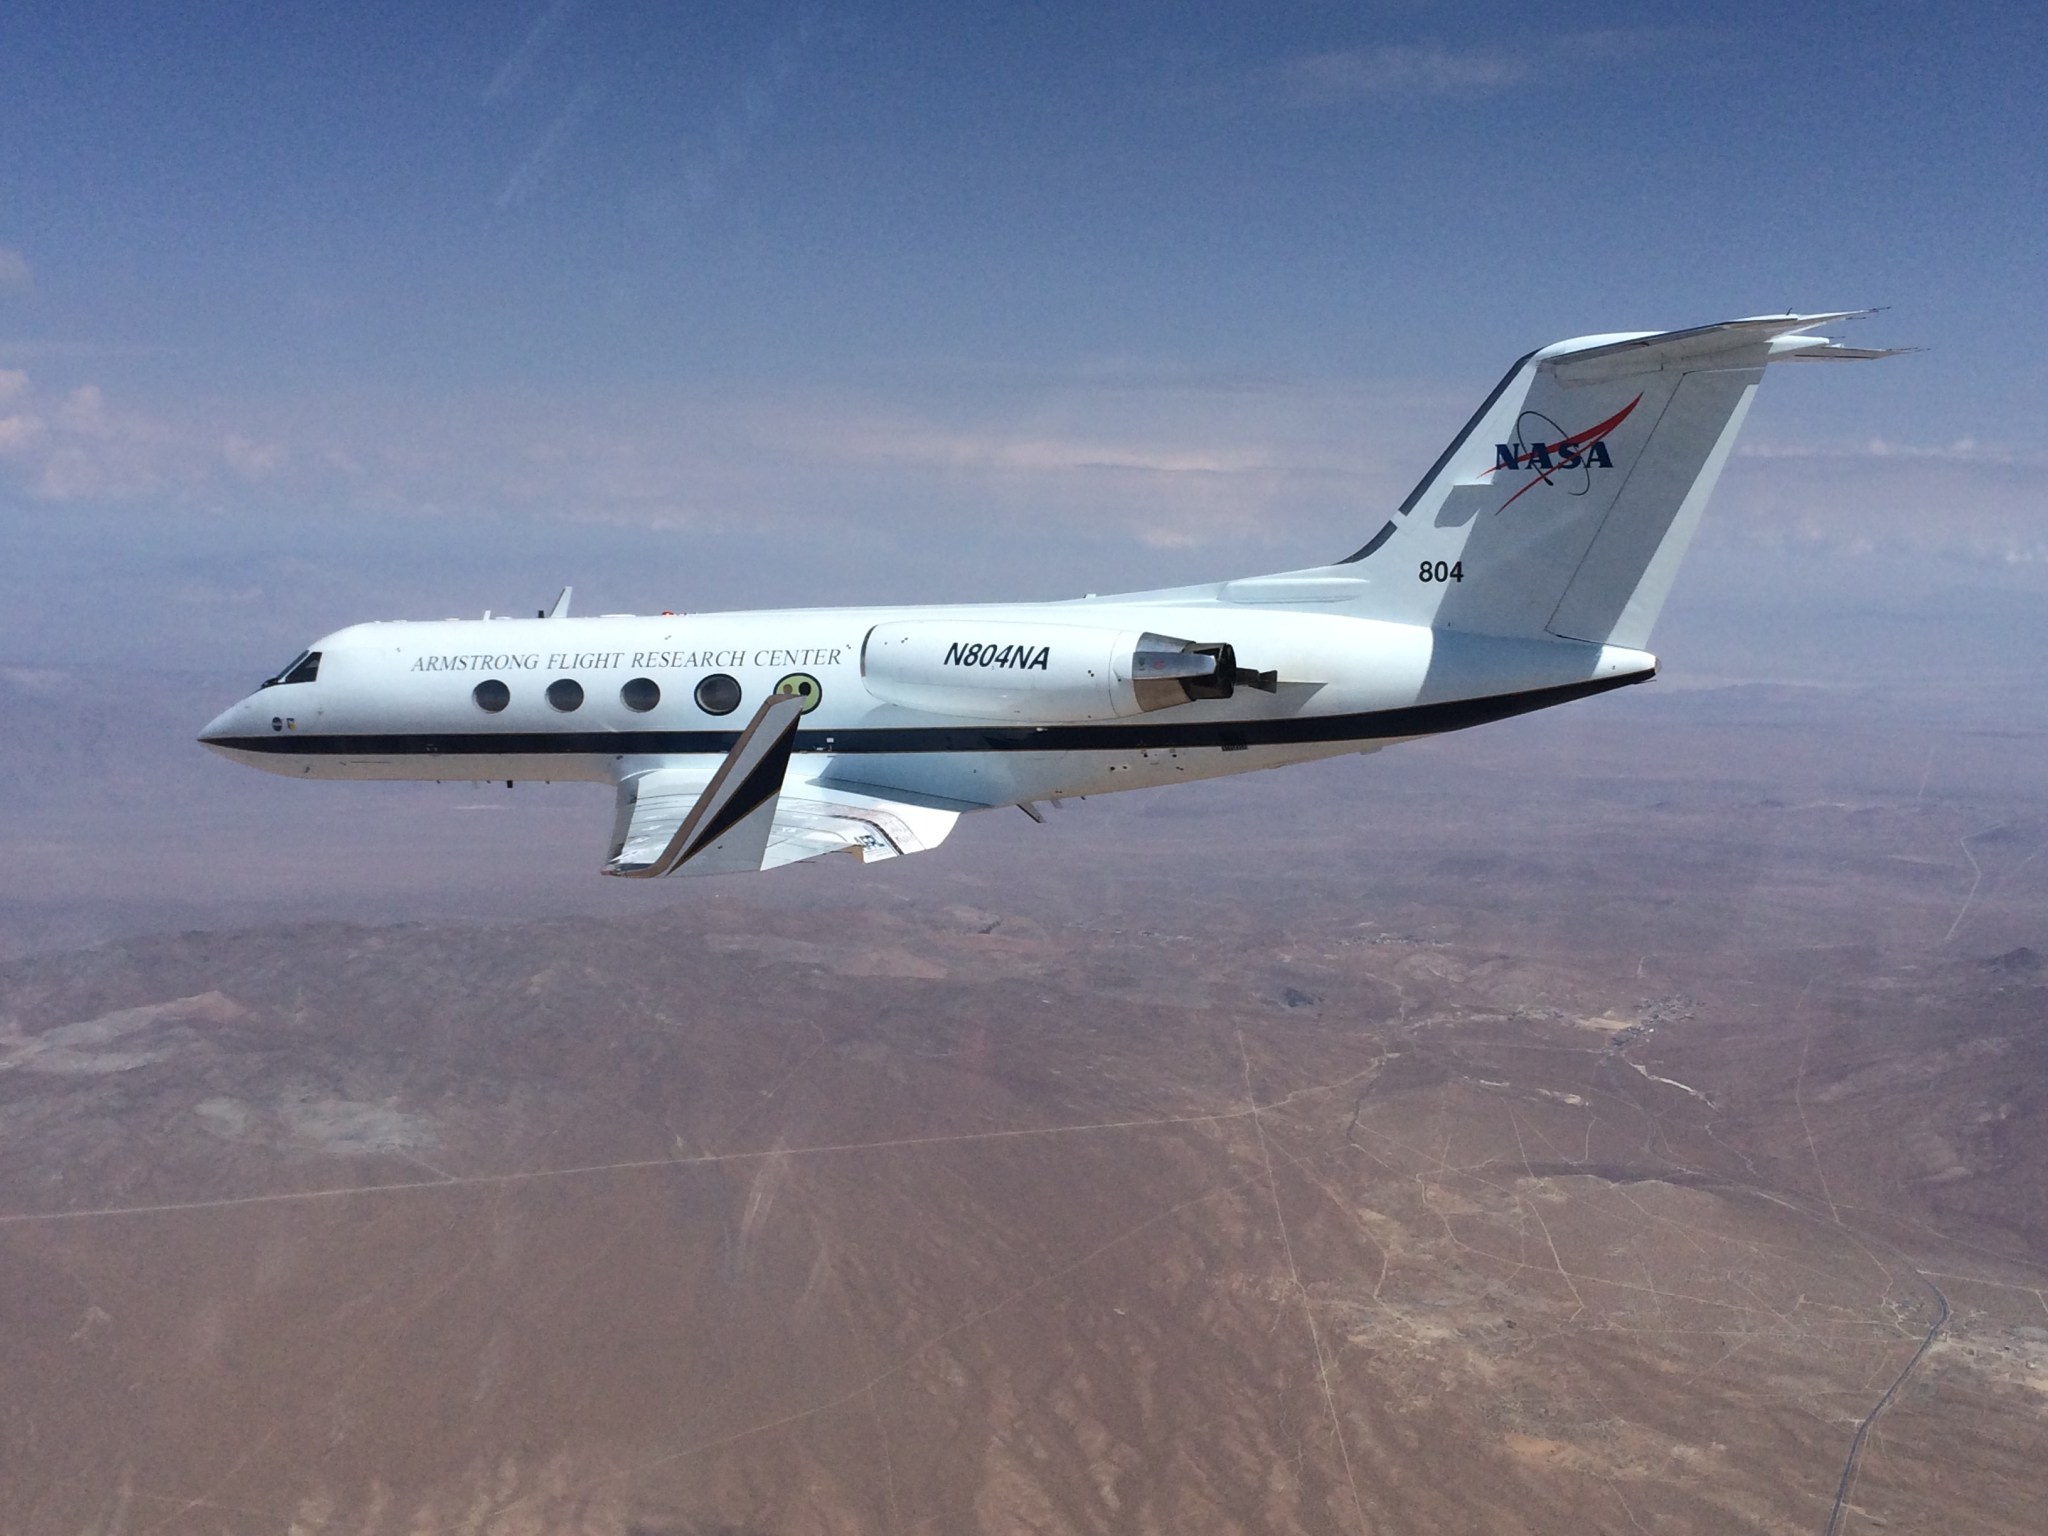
top-left (201, 313), bottom-right (1900, 878)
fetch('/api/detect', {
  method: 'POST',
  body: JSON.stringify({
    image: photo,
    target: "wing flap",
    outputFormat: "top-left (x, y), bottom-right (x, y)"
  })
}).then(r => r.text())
top-left (762, 777), bottom-right (969, 870)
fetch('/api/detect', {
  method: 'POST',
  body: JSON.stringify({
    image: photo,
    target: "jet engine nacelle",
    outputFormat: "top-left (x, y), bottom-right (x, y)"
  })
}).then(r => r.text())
top-left (860, 621), bottom-right (1269, 722)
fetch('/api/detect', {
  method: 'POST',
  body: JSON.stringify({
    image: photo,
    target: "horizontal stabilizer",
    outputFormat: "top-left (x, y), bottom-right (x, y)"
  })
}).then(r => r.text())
top-left (1543, 312), bottom-right (1873, 376)
top-left (1782, 343), bottom-right (1917, 362)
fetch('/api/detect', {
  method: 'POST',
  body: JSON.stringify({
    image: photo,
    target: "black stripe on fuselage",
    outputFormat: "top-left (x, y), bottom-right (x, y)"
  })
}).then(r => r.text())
top-left (203, 672), bottom-right (1651, 760)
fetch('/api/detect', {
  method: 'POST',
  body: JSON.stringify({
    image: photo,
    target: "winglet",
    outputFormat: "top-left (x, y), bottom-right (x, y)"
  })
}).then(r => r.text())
top-left (606, 693), bottom-right (806, 878)
top-left (546, 586), bottom-right (573, 619)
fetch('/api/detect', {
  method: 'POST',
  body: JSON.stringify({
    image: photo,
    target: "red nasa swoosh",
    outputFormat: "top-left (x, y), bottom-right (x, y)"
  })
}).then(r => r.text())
top-left (1485, 393), bottom-right (1642, 512)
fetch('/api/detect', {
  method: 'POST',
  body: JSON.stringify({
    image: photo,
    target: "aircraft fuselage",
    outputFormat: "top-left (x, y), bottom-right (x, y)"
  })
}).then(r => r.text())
top-left (200, 594), bottom-right (1654, 809)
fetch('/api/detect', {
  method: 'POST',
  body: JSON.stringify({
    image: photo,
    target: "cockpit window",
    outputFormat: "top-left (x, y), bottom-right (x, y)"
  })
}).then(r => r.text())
top-left (261, 650), bottom-right (322, 687)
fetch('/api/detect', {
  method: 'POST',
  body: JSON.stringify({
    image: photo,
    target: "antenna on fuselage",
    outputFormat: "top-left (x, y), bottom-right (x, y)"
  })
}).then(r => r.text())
top-left (542, 586), bottom-right (572, 620)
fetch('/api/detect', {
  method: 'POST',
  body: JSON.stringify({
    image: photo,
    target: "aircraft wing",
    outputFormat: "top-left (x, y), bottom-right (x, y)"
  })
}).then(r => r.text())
top-left (761, 775), bottom-right (966, 870)
top-left (603, 696), bottom-right (966, 878)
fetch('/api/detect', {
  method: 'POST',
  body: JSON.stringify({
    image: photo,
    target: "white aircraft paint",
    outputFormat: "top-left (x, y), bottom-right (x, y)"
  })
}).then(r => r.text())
top-left (200, 314), bottom-right (1901, 877)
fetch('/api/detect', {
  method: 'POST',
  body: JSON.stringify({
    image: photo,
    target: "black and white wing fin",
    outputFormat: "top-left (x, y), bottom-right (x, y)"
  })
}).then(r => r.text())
top-left (604, 693), bottom-right (806, 878)
top-left (602, 699), bottom-right (971, 879)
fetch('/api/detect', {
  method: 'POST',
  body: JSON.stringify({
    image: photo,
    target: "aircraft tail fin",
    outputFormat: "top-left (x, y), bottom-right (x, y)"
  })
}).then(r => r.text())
top-left (1333, 313), bottom-right (1904, 647)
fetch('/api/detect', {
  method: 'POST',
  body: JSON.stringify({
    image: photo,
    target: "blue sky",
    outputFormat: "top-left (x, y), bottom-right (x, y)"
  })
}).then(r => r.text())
top-left (3, 1), bottom-right (2044, 682)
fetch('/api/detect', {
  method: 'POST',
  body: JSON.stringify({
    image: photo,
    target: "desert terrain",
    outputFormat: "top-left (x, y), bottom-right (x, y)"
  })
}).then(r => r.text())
top-left (1, 665), bottom-right (2044, 1534)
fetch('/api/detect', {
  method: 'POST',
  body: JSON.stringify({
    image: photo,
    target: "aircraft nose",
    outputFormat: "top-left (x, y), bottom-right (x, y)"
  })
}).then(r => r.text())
top-left (198, 700), bottom-right (249, 749)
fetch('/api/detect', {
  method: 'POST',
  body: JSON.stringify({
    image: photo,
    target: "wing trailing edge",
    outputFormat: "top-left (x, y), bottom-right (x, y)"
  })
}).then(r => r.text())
top-left (764, 776), bottom-right (968, 869)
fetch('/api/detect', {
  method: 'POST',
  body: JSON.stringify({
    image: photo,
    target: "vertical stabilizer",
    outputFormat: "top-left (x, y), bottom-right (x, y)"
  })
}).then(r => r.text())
top-left (1330, 314), bottom-right (1901, 646)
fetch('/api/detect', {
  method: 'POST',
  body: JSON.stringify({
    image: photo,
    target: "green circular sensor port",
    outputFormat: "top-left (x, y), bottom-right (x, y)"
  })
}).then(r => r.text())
top-left (773, 672), bottom-right (823, 713)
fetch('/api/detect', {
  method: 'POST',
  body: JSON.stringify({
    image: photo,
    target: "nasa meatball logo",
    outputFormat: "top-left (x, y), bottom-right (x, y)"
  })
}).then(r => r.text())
top-left (1486, 393), bottom-right (1641, 511)
top-left (773, 672), bottom-right (824, 713)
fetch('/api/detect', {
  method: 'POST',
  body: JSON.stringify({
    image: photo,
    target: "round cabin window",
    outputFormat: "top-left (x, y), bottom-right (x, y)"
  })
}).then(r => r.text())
top-left (620, 677), bottom-right (661, 713)
top-left (472, 679), bottom-right (511, 713)
top-left (694, 673), bottom-right (742, 716)
top-left (545, 678), bottom-right (584, 713)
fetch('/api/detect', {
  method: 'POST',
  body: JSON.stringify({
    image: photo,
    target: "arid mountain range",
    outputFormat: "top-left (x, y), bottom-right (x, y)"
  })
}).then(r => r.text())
top-left (2, 665), bottom-right (2043, 1533)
